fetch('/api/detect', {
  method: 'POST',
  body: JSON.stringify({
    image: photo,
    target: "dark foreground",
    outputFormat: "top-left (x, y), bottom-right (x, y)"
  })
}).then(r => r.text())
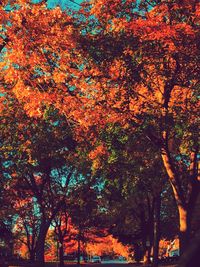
top-left (1, 262), bottom-right (177, 267)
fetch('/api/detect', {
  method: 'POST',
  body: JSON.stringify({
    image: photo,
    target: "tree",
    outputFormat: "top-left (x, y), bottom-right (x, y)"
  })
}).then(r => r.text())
top-left (69, 182), bottom-right (106, 264)
top-left (91, 125), bottom-right (169, 266)
top-left (13, 198), bottom-right (40, 261)
top-left (78, 0), bottom-right (200, 254)
top-left (1, 0), bottom-right (199, 256)
top-left (53, 209), bottom-right (73, 267)
top-left (178, 227), bottom-right (200, 267)
top-left (0, 95), bottom-right (78, 265)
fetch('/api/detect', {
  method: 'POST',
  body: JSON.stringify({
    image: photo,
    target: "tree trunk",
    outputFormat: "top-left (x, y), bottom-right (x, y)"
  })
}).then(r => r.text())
top-left (77, 236), bottom-right (81, 265)
top-left (178, 227), bottom-right (200, 267)
top-left (59, 243), bottom-right (64, 267)
top-left (161, 147), bottom-right (189, 255)
top-left (133, 243), bottom-right (142, 263)
top-left (35, 223), bottom-right (49, 266)
top-left (141, 230), bottom-right (150, 263)
top-left (178, 205), bottom-right (190, 255)
top-left (147, 195), bottom-right (154, 264)
top-left (142, 238), bottom-right (151, 264)
top-left (29, 249), bottom-right (36, 262)
top-left (152, 195), bottom-right (161, 267)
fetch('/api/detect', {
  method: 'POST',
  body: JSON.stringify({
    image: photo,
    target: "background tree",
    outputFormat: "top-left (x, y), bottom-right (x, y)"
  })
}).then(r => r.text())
top-left (69, 182), bottom-right (107, 264)
top-left (0, 95), bottom-right (78, 265)
top-left (87, 124), bottom-right (167, 265)
top-left (13, 198), bottom-right (40, 261)
top-left (53, 207), bottom-right (73, 267)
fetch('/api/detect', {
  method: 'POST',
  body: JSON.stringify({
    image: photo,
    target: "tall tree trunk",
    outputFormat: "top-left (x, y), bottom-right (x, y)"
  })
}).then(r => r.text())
top-left (142, 235), bottom-right (151, 264)
top-left (77, 236), bottom-right (81, 265)
top-left (152, 195), bottom-right (161, 267)
top-left (146, 194), bottom-right (154, 264)
top-left (178, 227), bottom-right (200, 267)
top-left (35, 222), bottom-right (49, 266)
top-left (35, 201), bottom-right (62, 265)
top-left (140, 206), bottom-right (150, 264)
top-left (161, 147), bottom-right (188, 255)
top-left (59, 243), bottom-right (64, 267)
top-left (29, 249), bottom-right (36, 262)
top-left (178, 205), bottom-right (190, 254)
top-left (133, 243), bottom-right (142, 263)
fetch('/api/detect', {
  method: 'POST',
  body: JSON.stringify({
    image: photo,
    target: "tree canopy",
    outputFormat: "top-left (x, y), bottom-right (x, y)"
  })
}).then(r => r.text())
top-left (0, 0), bottom-right (199, 266)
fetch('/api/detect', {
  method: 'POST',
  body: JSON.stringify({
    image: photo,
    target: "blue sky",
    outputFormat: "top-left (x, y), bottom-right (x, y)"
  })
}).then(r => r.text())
top-left (33, 0), bottom-right (83, 10)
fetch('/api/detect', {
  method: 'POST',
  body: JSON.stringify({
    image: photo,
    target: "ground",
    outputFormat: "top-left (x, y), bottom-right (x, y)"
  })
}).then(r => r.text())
top-left (6, 263), bottom-right (177, 267)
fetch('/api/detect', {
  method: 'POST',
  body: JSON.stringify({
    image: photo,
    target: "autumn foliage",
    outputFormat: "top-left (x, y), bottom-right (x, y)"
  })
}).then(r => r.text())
top-left (0, 0), bottom-right (199, 266)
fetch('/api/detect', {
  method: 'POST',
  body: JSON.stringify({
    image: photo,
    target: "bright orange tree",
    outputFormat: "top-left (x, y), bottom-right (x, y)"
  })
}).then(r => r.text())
top-left (0, 93), bottom-right (78, 264)
top-left (81, 0), bottom-right (199, 254)
top-left (1, 0), bottom-right (199, 256)
top-left (83, 0), bottom-right (200, 255)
